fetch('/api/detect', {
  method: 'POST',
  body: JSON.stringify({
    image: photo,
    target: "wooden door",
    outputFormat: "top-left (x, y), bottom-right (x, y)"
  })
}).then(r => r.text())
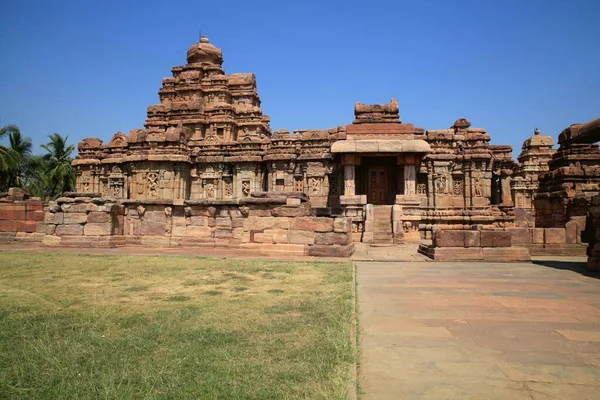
top-left (368, 167), bottom-right (388, 204)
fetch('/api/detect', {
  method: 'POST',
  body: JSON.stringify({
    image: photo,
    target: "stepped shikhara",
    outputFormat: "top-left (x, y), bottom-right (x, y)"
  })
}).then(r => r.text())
top-left (74, 35), bottom-right (342, 208)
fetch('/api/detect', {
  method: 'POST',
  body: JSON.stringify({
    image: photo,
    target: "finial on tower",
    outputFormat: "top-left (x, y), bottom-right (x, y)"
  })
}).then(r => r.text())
top-left (534, 127), bottom-right (540, 135)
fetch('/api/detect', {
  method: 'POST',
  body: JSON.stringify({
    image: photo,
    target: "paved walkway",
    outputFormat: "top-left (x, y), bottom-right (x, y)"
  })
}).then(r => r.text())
top-left (351, 242), bottom-right (430, 262)
top-left (357, 259), bottom-right (600, 399)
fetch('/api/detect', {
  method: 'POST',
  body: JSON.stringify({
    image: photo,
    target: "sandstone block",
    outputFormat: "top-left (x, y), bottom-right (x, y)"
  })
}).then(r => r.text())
top-left (506, 228), bottom-right (531, 245)
top-left (214, 228), bottom-right (233, 239)
top-left (482, 247), bottom-right (530, 262)
top-left (18, 220), bottom-right (36, 233)
top-left (289, 230), bottom-right (315, 244)
top-left (215, 217), bottom-right (232, 227)
top-left (61, 203), bottom-right (97, 213)
top-left (264, 229), bottom-right (289, 244)
top-left (333, 217), bottom-right (352, 233)
top-left (42, 235), bottom-right (62, 246)
top-left (544, 228), bottom-right (566, 244)
top-left (308, 244), bottom-right (338, 257)
top-left (433, 230), bottom-right (464, 247)
top-left (532, 228), bottom-right (545, 244)
top-left (243, 216), bottom-right (276, 231)
top-left (171, 225), bottom-right (186, 237)
top-left (271, 205), bottom-right (308, 217)
top-left (315, 232), bottom-right (349, 245)
top-left (55, 224), bottom-right (84, 236)
top-left (248, 206), bottom-right (271, 217)
top-left (143, 211), bottom-right (168, 224)
top-left (84, 223), bottom-right (112, 236)
top-left (565, 220), bottom-right (579, 244)
top-left (338, 243), bottom-right (355, 257)
top-left (232, 228), bottom-right (244, 240)
top-left (1, 208), bottom-right (26, 220)
top-left (44, 224), bottom-right (56, 235)
top-left (480, 231), bottom-right (512, 247)
top-left (274, 218), bottom-right (291, 230)
top-left (290, 217), bottom-right (333, 232)
top-left (63, 213), bottom-right (88, 224)
top-left (189, 216), bottom-right (208, 226)
top-left (231, 217), bottom-right (245, 228)
top-left (253, 232), bottom-right (273, 243)
top-left (185, 226), bottom-right (212, 238)
top-left (87, 212), bottom-right (111, 223)
top-left (137, 221), bottom-right (167, 236)
top-left (33, 210), bottom-right (45, 221)
top-left (172, 216), bottom-right (186, 226)
top-left (463, 230), bottom-right (480, 247)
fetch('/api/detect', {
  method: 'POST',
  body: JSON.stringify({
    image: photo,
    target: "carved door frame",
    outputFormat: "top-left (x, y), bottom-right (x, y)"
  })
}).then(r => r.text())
top-left (367, 166), bottom-right (388, 205)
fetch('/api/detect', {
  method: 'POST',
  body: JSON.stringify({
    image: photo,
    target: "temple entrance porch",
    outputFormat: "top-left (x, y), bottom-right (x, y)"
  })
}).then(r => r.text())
top-left (337, 152), bottom-right (426, 245)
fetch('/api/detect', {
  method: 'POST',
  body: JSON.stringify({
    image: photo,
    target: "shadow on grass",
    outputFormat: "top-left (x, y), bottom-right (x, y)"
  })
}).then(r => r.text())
top-left (532, 260), bottom-right (600, 279)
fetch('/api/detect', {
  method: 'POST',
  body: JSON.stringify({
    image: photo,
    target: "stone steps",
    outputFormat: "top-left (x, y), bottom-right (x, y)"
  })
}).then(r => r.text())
top-left (372, 205), bottom-right (393, 244)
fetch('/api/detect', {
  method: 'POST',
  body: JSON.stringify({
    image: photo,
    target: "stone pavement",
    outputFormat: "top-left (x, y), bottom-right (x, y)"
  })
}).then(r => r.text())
top-left (352, 243), bottom-right (430, 262)
top-left (357, 258), bottom-right (600, 399)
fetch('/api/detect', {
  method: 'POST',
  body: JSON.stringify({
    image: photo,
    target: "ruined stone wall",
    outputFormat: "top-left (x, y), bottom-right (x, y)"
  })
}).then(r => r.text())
top-left (40, 193), bottom-right (354, 257)
top-left (0, 188), bottom-right (45, 243)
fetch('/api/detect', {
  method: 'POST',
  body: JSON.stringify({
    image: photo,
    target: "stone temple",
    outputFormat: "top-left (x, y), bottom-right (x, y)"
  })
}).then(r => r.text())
top-left (2, 36), bottom-right (600, 263)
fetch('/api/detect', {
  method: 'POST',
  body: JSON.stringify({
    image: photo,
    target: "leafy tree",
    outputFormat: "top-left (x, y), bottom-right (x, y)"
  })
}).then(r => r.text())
top-left (41, 133), bottom-right (76, 198)
top-left (1, 126), bottom-right (76, 198)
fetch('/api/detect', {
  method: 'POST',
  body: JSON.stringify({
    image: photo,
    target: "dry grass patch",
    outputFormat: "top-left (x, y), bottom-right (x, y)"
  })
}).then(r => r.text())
top-left (0, 251), bottom-right (353, 399)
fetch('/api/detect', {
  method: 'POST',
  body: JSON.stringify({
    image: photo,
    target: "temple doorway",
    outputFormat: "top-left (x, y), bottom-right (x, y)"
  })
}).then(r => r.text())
top-left (367, 167), bottom-right (388, 205)
top-left (357, 156), bottom-right (399, 205)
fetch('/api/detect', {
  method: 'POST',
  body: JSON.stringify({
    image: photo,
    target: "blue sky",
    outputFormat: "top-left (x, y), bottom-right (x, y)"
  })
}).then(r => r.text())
top-left (1, 0), bottom-right (599, 156)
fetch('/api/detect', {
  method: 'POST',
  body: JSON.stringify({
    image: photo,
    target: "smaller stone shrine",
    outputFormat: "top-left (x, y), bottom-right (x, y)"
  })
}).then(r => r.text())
top-left (511, 128), bottom-right (555, 219)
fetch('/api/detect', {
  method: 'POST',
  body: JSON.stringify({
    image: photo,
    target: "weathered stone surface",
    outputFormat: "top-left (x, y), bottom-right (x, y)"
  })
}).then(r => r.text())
top-left (185, 226), bottom-right (212, 238)
top-left (253, 232), bottom-right (273, 243)
top-left (532, 228), bottom-right (545, 244)
top-left (61, 203), bottom-right (97, 213)
top-left (189, 216), bottom-right (208, 226)
top-left (289, 230), bottom-right (315, 244)
top-left (544, 228), bottom-right (566, 244)
top-left (433, 230), bottom-right (464, 247)
top-left (480, 231), bottom-right (512, 247)
top-left (463, 231), bottom-right (480, 248)
top-left (333, 217), bottom-right (352, 233)
top-left (142, 211), bottom-right (168, 224)
top-left (87, 212), bottom-right (111, 223)
top-left (505, 228), bottom-right (531, 245)
top-left (136, 221), bottom-right (167, 236)
top-left (290, 217), bottom-right (333, 232)
top-left (214, 228), bottom-right (233, 239)
top-left (264, 229), bottom-right (288, 244)
top-left (55, 224), bottom-right (84, 236)
top-left (84, 223), bottom-right (112, 236)
top-left (482, 247), bottom-right (530, 261)
top-left (243, 216), bottom-right (276, 231)
top-left (315, 232), bottom-right (349, 245)
top-left (63, 213), bottom-right (88, 224)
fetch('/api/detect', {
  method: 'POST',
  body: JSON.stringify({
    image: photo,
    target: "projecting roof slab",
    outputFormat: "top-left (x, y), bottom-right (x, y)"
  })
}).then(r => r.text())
top-left (330, 139), bottom-right (432, 154)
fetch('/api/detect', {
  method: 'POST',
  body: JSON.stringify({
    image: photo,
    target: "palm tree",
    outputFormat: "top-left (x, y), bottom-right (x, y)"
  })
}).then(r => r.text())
top-left (0, 125), bottom-right (21, 191)
top-left (6, 125), bottom-right (33, 188)
top-left (41, 133), bottom-right (76, 198)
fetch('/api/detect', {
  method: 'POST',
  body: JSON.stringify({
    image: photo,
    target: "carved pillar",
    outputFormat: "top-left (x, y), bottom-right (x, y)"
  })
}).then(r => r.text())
top-left (404, 165), bottom-right (416, 196)
top-left (344, 164), bottom-right (356, 196)
top-left (500, 173), bottom-right (513, 206)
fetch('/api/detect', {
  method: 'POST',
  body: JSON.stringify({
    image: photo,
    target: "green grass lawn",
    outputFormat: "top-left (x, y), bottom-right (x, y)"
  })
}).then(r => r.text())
top-left (0, 251), bottom-right (354, 399)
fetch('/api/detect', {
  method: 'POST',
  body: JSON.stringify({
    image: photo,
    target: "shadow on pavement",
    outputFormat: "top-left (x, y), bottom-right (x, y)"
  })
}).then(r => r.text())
top-left (532, 259), bottom-right (600, 278)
